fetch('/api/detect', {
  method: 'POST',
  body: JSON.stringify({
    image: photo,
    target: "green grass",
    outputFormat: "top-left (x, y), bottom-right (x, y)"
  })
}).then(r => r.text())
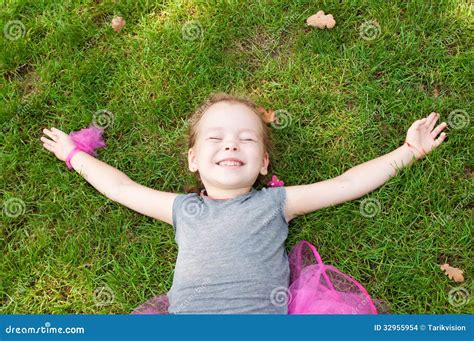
top-left (1, 0), bottom-right (472, 314)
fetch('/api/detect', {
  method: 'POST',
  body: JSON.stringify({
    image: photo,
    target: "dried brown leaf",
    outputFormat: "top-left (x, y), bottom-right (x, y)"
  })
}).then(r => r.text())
top-left (306, 10), bottom-right (336, 30)
top-left (440, 263), bottom-right (464, 282)
top-left (257, 106), bottom-right (275, 124)
top-left (111, 16), bottom-right (126, 33)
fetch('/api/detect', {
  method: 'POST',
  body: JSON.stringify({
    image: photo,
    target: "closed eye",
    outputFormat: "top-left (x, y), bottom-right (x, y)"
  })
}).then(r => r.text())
top-left (208, 137), bottom-right (255, 142)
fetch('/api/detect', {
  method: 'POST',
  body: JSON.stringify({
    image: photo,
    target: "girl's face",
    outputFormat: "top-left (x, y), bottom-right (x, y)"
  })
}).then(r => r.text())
top-left (188, 101), bottom-right (269, 190)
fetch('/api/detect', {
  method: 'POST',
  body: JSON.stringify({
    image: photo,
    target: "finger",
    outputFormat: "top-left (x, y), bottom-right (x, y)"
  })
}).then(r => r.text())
top-left (42, 142), bottom-right (55, 152)
top-left (427, 112), bottom-right (439, 132)
top-left (415, 118), bottom-right (427, 129)
top-left (423, 112), bottom-right (437, 129)
top-left (40, 136), bottom-right (55, 146)
top-left (434, 132), bottom-right (447, 148)
top-left (431, 122), bottom-right (447, 137)
top-left (43, 128), bottom-right (58, 141)
top-left (51, 127), bottom-right (66, 136)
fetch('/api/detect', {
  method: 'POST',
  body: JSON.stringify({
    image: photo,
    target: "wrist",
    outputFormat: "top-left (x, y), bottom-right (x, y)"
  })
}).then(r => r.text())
top-left (403, 141), bottom-right (424, 160)
top-left (65, 147), bottom-right (83, 170)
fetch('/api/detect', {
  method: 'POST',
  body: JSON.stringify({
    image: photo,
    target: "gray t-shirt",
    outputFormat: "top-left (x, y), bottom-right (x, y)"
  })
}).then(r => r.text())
top-left (168, 186), bottom-right (289, 314)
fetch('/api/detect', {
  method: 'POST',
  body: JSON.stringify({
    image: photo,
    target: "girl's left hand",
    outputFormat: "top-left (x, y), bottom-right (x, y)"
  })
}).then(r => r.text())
top-left (404, 112), bottom-right (448, 160)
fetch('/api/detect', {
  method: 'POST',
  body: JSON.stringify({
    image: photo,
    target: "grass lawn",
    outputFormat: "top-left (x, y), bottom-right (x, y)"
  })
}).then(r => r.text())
top-left (1, 0), bottom-right (472, 314)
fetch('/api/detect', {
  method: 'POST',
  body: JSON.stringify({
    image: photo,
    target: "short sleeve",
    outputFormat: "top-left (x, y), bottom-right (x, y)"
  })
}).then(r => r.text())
top-left (275, 186), bottom-right (288, 225)
top-left (260, 186), bottom-right (288, 225)
top-left (172, 193), bottom-right (188, 233)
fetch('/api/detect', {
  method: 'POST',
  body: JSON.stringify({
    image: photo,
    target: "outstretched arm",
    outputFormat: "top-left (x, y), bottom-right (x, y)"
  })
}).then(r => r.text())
top-left (284, 112), bottom-right (447, 222)
top-left (40, 127), bottom-right (178, 225)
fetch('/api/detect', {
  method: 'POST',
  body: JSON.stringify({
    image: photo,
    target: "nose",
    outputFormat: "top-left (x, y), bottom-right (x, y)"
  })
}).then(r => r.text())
top-left (224, 140), bottom-right (238, 151)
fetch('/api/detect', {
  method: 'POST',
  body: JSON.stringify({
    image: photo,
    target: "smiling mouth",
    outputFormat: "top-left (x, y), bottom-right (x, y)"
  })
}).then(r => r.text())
top-left (216, 161), bottom-right (244, 168)
top-left (217, 164), bottom-right (243, 168)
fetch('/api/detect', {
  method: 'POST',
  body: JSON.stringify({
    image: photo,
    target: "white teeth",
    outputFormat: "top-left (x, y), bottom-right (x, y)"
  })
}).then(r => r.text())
top-left (218, 161), bottom-right (243, 166)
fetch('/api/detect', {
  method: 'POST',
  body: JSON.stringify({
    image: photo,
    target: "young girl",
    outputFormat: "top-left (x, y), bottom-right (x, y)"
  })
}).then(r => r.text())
top-left (40, 92), bottom-right (447, 314)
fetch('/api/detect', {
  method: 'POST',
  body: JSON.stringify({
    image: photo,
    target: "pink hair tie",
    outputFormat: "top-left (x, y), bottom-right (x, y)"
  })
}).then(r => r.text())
top-left (66, 146), bottom-right (82, 170)
top-left (65, 125), bottom-right (107, 170)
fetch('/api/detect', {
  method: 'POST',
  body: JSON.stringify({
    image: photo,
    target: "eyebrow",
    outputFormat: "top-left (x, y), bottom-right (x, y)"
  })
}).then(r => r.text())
top-left (206, 127), bottom-right (258, 134)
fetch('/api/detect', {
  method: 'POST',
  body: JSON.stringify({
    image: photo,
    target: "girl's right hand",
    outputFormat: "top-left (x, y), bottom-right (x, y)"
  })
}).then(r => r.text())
top-left (40, 127), bottom-right (77, 162)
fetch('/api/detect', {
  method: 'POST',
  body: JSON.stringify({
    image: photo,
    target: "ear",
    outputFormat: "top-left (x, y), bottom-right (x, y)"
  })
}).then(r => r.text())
top-left (260, 150), bottom-right (269, 176)
top-left (188, 148), bottom-right (198, 172)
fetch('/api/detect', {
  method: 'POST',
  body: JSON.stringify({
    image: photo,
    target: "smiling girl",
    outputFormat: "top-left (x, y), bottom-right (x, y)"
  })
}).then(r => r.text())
top-left (40, 92), bottom-right (447, 313)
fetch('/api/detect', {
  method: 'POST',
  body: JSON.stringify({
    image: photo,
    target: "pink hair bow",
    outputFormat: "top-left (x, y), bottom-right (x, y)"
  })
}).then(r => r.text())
top-left (267, 175), bottom-right (284, 187)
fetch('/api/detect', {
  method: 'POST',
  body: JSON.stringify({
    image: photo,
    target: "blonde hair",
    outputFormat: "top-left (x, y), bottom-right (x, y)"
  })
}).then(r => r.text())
top-left (182, 92), bottom-right (274, 194)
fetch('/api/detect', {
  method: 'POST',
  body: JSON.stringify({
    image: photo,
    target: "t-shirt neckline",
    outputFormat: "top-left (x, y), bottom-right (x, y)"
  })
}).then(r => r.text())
top-left (200, 187), bottom-right (256, 201)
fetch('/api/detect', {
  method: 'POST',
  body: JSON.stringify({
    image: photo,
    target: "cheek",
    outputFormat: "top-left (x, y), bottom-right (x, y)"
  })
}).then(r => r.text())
top-left (249, 147), bottom-right (265, 162)
top-left (201, 148), bottom-right (217, 164)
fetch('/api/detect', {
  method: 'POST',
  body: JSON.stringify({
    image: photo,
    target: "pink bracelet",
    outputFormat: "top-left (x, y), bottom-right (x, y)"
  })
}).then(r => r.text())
top-left (65, 146), bottom-right (82, 170)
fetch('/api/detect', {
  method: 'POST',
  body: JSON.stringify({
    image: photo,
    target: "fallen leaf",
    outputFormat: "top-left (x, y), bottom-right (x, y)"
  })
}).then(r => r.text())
top-left (111, 16), bottom-right (126, 32)
top-left (306, 10), bottom-right (336, 29)
top-left (257, 106), bottom-right (275, 124)
top-left (440, 263), bottom-right (464, 282)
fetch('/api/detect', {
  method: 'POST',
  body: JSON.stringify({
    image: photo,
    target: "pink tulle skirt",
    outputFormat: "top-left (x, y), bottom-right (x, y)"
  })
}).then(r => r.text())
top-left (131, 240), bottom-right (385, 314)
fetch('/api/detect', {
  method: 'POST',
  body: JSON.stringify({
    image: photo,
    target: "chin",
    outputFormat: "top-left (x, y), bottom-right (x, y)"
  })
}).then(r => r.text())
top-left (217, 180), bottom-right (246, 188)
top-left (212, 176), bottom-right (248, 187)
